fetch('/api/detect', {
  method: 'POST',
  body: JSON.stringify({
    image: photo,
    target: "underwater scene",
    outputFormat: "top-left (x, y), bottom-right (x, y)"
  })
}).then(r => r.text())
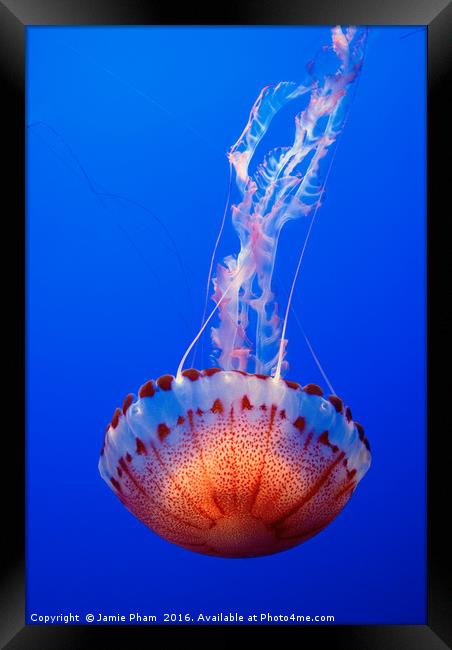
top-left (27, 26), bottom-right (426, 624)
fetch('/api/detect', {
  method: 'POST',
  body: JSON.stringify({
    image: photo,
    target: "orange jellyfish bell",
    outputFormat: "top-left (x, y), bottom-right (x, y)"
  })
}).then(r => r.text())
top-left (99, 27), bottom-right (371, 557)
top-left (99, 369), bottom-right (370, 558)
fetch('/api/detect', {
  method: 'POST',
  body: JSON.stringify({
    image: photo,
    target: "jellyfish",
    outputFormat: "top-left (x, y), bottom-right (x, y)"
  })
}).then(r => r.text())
top-left (99, 26), bottom-right (371, 558)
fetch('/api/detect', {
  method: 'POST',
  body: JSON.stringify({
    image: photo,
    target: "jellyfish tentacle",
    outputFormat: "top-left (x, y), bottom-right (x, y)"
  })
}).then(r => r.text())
top-left (273, 203), bottom-right (318, 381)
top-left (211, 26), bottom-right (368, 375)
top-left (192, 160), bottom-right (233, 369)
top-left (230, 81), bottom-right (314, 194)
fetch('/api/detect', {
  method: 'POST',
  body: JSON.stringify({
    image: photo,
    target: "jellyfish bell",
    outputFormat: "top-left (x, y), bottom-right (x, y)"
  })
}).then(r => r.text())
top-left (99, 369), bottom-right (370, 558)
top-left (99, 26), bottom-right (371, 557)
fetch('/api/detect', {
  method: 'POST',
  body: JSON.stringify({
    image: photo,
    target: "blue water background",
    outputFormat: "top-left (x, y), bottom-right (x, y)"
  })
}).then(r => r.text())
top-left (26, 26), bottom-right (426, 624)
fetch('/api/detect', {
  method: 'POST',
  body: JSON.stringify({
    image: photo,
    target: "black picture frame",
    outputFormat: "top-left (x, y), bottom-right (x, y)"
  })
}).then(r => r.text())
top-left (1, 0), bottom-right (450, 647)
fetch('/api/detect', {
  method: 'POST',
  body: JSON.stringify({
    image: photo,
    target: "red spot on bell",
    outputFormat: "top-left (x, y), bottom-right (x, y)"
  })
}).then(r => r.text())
top-left (328, 395), bottom-right (344, 413)
top-left (139, 380), bottom-right (155, 398)
top-left (303, 383), bottom-right (323, 396)
top-left (135, 438), bottom-right (147, 455)
top-left (122, 393), bottom-right (134, 415)
top-left (241, 395), bottom-right (253, 410)
top-left (182, 368), bottom-right (201, 381)
top-left (211, 399), bottom-right (224, 414)
top-left (110, 477), bottom-right (121, 492)
top-left (293, 416), bottom-right (306, 432)
top-left (318, 430), bottom-right (339, 453)
top-left (203, 367), bottom-right (221, 377)
top-left (355, 421), bottom-right (365, 440)
top-left (111, 408), bottom-right (121, 429)
top-left (157, 423), bottom-right (170, 441)
top-left (157, 375), bottom-right (174, 391)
